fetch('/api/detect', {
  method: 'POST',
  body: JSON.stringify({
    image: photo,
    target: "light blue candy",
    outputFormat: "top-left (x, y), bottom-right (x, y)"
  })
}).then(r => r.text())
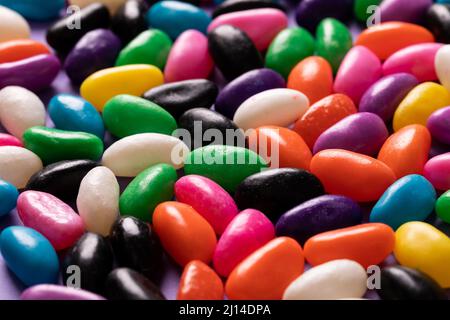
top-left (146, 1), bottom-right (211, 39)
top-left (0, 0), bottom-right (65, 21)
top-left (48, 94), bottom-right (105, 138)
top-left (370, 174), bottom-right (436, 230)
top-left (0, 179), bottom-right (18, 217)
top-left (0, 226), bottom-right (59, 286)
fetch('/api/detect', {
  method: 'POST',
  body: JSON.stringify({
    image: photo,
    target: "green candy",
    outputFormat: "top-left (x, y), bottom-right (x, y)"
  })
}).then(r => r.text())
top-left (265, 27), bottom-right (315, 79)
top-left (316, 18), bottom-right (353, 74)
top-left (184, 145), bottom-right (267, 192)
top-left (23, 126), bottom-right (104, 165)
top-left (436, 190), bottom-right (450, 224)
top-left (115, 29), bottom-right (172, 69)
top-left (119, 163), bottom-right (177, 222)
top-left (103, 94), bottom-right (177, 138)
top-left (354, 0), bottom-right (382, 22)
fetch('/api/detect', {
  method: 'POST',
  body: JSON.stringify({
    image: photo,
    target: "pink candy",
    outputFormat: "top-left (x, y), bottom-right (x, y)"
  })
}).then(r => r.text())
top-left (0, 133), bottom-right (22, 147)
top-left (424, 153), bottom-right (450, 191)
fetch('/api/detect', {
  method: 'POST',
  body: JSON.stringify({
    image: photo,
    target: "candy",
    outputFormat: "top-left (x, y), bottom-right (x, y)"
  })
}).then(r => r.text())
top-left (207, 25), bottom-right (263, 80)
top-left (379, 0), bottom-right (432, 23)
top-left (0, 6), bottom-right (30, 43)
top-left (0, 86), bottom-right (46, 139)
top-left (0, 179), bottom-right (18, 217)
top-left (287, 57), bottom-right (333, 105)
top-left (225, 237), bottom-right (304, 300)
top-left (111, 0), bottom-right (149, 44)
top-left (393, 82), bottom-right (450, 131)
top-left (77, 166), bottom-right (119, 236)
top-left (310, 149), bottom-right (396, 202)
top-left (102, 133), bottom-right (189, 176)
top-left (0, 39), bottom-right (50, 63)
top-left (354, 0), bottom-right (382, 22)
top-left (0, 133), bottom-right (22, 147)
top-left (316, 18), bottom-right (353, 73)
top-left (213, 0), bottom-right (285, 18)
top-left (23, 127), bottom-right (104, 165)
top-left (143, 79), bottom-right (218, 119)
top-left (377, 266), bottom-right (447, 300)
top-left (436, 191), bottom-right (450, 223)
top-left (103, 95), bottom-right (177, 138)
top-left (62, 233), bottom-right (113, 293)
top-left (293, 94), bottom-right (357, 149)
top-left (394, 222), bottom-right (450, 288)
top-left (153, 201), bottom-right (217, 266)
top-left (424, 153), bottom-right (450, 190)
top-left (235, 168), bottom-right (325, 221)
top-left (355, 22), bottom-right (434, 60)
top-left (304, 223), bottom-right (395, 268)
top-left (0, 146), bottom-right (42, 189)
top-left (64, 29), bottom-right (122, 85)
top-left (80, 64), bottom-right (164, 112)
top-left (295, 0), bottom-right (353, 32)
top-left (17, 191), bottom-right (84, 250)
top-left (146, 1), bottom-right (211, 39)
top-left (370, 174), bottom-right (436, 229)
top-left (21, 285), bottom-right (105, 300)
top-left (177, 260), bottom-right (224, 300)
top-left (0, 226), bottom-right (59, 286)
top-left (110, 216), bottom-right (163, 282)
top-left (435, 44), bottom-right (450, 93)
top-left (184, 145), bottom-right (267, 192)
top-left (426, 4), bottom-right (450, 43)
top-left (164, 30), bottom-right (214, 83)
top-left (215, 68), bottom-right (285, 119)
top-left (427, 107), bottom-right (450, 145)
top-left (265, 27), bottom-right (315, 79)
top-left (359, 73), bottom-right (419, 122)
top-left (0, 0), bottom-right (65, 21)
top-left (119, 164), bottom-right (177, 222)
top-left (69, 0), bottom-right (127, 14)
top-left (283, 260), bottom-right (367, 300)
top-left (276, 195), bottom-right (363, 245)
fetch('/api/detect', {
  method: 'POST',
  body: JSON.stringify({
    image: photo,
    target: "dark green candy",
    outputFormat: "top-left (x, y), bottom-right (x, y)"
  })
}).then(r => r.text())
top-left (354, 0), bottom-right (382, 22)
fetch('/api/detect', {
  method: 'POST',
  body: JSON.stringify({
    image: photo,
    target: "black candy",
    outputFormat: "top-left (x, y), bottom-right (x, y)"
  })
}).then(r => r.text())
top-left (208, 25), bottom-right (264, 80)
top-left (62, 233), bottom-right (114, 294)
top-left (426, 4), bottom-right (450, 43)
top-left (377, 266), bottom-right (447, 300)
top-left (142, 79), bottom-right (218, 119)
top-left (213, 0), bottom-right (286, 18)
top-left (235, 168), bottom-right (325, 222)
top-left (105, 268), bottom-right (166, 300)
top-left (46, 3), bottom-right (111, 54)
top-left (111, 0), bottom-right (149, 45)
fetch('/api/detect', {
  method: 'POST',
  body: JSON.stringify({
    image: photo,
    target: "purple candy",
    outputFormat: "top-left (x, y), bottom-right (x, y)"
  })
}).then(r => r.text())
top-left (427, 106), bottom-right (450, 145)
top-left (359, 73), bottom-right (418, 122)
top-left (295, 0), bottom-right (353, 32)
top-left (380, 0), bottom-right (433, 23)
top-left (0, 54), bottom-right (60, 92)
top-left (275, 195), bottom-right (363, 245)
top-left (313, 112), bottom-right (389, 156)
top-left (21, 284), bottom-right (105, 300)
top-left (215, 68), bottom-right (285, 119)
top-left (64, 29), bottom-right (121, 84)
top-left (429, 139), bottom-right (450, 159)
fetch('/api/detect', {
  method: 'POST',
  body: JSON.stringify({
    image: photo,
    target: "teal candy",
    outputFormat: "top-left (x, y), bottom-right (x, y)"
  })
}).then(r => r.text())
top-left (0, 0), bottom-right (65, 21)
top-left (370, 174), bottom-right (436, 230)
top-left (0, 226), bottom-right (59, 286)
top-left (48, 94), bottom-right (105, 139)
top-left (146, 1), bottom-right (211, 39)
top-left (0, 179), bottom-right (18, 217)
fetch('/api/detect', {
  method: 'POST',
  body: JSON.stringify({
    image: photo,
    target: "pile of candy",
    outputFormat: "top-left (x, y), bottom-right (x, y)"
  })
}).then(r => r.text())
top-left (0, 0), bottom-right (449, 300)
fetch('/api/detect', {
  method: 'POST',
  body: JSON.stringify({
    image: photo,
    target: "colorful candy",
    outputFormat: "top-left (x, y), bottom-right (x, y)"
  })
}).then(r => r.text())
top-left (424, 153), bottom-right (450, 190)
top-left (21, 285), bottom-right (105, 300)
top-left (427, 107), bottom-right (450, 145)
top-left (295, 0), bottom-right (353, 32)
top-left (0, 0), bottom-right (65, 21)
top-left (0, 133), bottom-right (22, 147)
top-left (213, 0), bottom-right (285, 18)
top-left (0, 146), bottom-right (42, 189)
top-left (426, 4), bottom-right (450, 43)
top-left (0, 179), bottom-right (18, 216)
top-left (435, 44), bottom-right (450, 93)
top-left (436, 191), bottom-right (450, 223)
top-left (0, 39), bottom-right (50, 63)
top-left (379, 0), bottom-right (432, 23)
top-left (0, 6), bottom-right (30, 43)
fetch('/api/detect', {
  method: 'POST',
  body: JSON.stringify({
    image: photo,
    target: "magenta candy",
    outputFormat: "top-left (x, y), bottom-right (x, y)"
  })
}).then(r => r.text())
top-left (175, 175), bottom-right (239, 235)
top-left (380, 0), bottom-right (433, 23)
top-left (427, 106), bottom-right (450, 145)
top-left (21, 284), bottom-right (105, 300)
top-left (383, 43), bottom-right (442, 82)
top-left (164, 30), bottom-right (214, 83)
top-left (0, 133), bottom-right (22, 147)
top-left (212, 209), bottom-right (275, 277)
top-left (17, 191), bottom-right (85, 251)
top-left (334, 46), bottom-right (382, 104)
top-left (207, 8), bottom-right (288, 51)
top-left (424, 153), bottom-right (450, 191)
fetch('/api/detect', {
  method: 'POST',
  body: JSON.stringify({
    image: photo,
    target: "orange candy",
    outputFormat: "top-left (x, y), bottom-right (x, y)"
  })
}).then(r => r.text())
top-left (287, 56), bottom-right (333, 104)
top-left (225, 237), bottom-right (304, 300)
top-left (310, 149), bottom-right (396, 202)
top-left (177, 260), bottom-right (224, 300)
top-left (304, 223), bottom-right (395, 268)
top-left (0, 39), bottom-right (51, 63)
top-left (248, 126), bottom-right (312, 170)
top-left (378, 125), bottom-right (431, 178)
top-left (355, 22), bottom-right (434, 60)
top-left (293, 94), bottom-right (357, 149)
top-left (153, 201), bottom-right (217, 267)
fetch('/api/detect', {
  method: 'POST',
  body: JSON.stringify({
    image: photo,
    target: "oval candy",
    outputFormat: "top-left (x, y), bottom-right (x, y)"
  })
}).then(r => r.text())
top-left (0, 6), bottom-right (30, 43)
top-left (111, 0), bottom-right (149, 45)
top-left (213, 0), bottom-right (285, 18)
top-left (379, 0), bottom-right (432, 23)
top-left (0, 0), bottom-right (65, 21)
top-left (424, 153), bottom-right (450, 191)
top-left (0, 39), bottom-right (50, 63)
top-left (436, 190), bottom-right (450, 224)
top-left (0, 133), bottom-right (22, 147)
top-left (0, 179), bottom-right (18, 216)
top-left (21, 285), bottom-right (105, 300)
top-left (426, 4), bottom-right (450, 43)
top-left (0, 146), bottom-right (42, 189)
top-left (427, 106), bottom-right (450, 145)
top-left (435, 44), bottom-right (450, 96)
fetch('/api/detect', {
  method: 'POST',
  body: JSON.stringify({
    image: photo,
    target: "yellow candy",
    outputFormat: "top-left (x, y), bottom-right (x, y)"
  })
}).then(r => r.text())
top-left (393, 82), bottom-right (450, 131)
top-left (394, 221), bottom-right (450, 288)
top-left (80, 65), bottom-right (164, 112)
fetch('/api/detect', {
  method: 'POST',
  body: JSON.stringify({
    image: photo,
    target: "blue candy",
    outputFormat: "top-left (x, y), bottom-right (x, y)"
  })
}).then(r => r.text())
top-left (48, 94), bottom-right (105, 138)
top-left (0, 179), bottom-right (18, 217)
top-left (0, 226), bottom-right (59, 286)
top-left (0, 0), bottom-right (65, 21)
top-left (370, 174), bottom-right (436, 230)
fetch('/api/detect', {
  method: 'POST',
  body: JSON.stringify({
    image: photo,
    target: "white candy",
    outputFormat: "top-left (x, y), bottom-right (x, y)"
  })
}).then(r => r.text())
top-left (77, 166), bottom-right (120, 236)
top-left (0, 146), bottom-right (43, 188)
top-left (283, 259), bottom-right (368, 300)
top-left (436, 45), bottom-right (450, 93)
top-left (0, 86), bottom-right (46, 139)
top-left (102, 133), bottom-right (189, 177)
top-left (233, 88), bottom-right (309, 131)
top-left (68, 0), bottom-right (127, 14)
top-left (0, 6), bottom-right (30, 43)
